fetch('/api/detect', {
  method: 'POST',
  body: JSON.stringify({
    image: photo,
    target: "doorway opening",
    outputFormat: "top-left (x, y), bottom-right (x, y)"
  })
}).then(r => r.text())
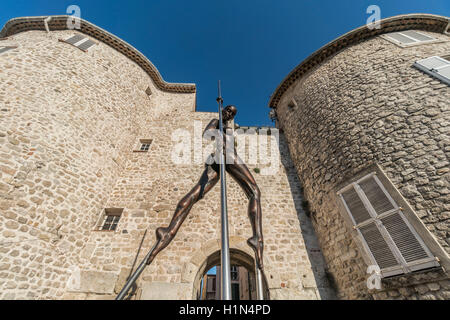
top-left (199, 264), bottom-right (256, 300)
top-left (194, 248), bottom-right (269, 300)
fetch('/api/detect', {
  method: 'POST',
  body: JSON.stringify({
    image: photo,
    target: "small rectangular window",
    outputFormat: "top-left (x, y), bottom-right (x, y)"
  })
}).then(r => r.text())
top-left (287, 97), bottom-right (298, 110)
top-left (65, 34), bottom-right (85, 45)
top-left (61, 34), bottom-right (96, 52)
top-left (384, 30), bottom-right (435, 46)
top-left (413, 56), bottom-right (450, 86)
top-left (401, 30), bottom-right (434, 42)
top-left (134, 139), bottom-right (153, 152)
top-left (140, 143), bottom-right (151, 151)
top-left (97, 208), bottom-right (123, 231)
top-left (338, 173), bottom-right (439, 278)
top-left (0, 46), bottom-right (16, 54)
top-left (77, 39), bottom-right (96, 51)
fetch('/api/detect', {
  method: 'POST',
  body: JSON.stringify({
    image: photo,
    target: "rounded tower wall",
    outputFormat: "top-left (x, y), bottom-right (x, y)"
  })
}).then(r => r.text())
top-left (275, 28), bottom-right (450, 299)
top-left (0, 28), bottom-right (195, 299)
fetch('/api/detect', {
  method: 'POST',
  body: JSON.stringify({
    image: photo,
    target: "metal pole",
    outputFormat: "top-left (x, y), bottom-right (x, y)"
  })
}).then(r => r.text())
top-left (126, 230), bottom-right (147, 280)
top-left (217, 80), bottom-right (231, 300)
top-left (256, 267), bottom-right (264, 300)
top-left (115, 242), bottom-right (157, 300)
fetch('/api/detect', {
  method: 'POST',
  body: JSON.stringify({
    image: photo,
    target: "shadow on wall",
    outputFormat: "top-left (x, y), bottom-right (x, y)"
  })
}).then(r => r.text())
top-left (278, 134), bottom-right (338, 300)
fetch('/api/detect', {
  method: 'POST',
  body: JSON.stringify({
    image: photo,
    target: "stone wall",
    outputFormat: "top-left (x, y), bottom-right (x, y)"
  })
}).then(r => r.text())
top-left (0, 28), bottom-right (191, 299)
top-left (275, 29), bottom-right (450, 299)
top-left (74, 113), bottom-right (336, 300)
top-left (0, 27), bottom-right (334, 299)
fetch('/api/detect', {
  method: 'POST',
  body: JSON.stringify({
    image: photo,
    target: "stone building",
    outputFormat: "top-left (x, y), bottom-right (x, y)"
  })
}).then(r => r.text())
top-left (0, 13), bottom-right (448, 301)
top-left (0, 15), bottom-right (333, 300)
top-left (269, 13), bottom-right (450, 299)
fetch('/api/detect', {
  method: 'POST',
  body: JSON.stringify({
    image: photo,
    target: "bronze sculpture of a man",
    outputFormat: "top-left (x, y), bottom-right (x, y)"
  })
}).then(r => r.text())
top-left (146, 105), bottom-right (264, 273)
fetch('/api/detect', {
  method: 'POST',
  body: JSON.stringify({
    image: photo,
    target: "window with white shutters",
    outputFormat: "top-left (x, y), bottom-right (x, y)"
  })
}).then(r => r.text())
top-left (0, 46), bottom-right (16, 54)
top-left (384, 30), bottom-right (435, 45)
top-left (338, 173), bottom-right (439, 278)
top-left (413, 56), bottom-right (450, 86)
top-left (60, 34), bottom-right (96, 52)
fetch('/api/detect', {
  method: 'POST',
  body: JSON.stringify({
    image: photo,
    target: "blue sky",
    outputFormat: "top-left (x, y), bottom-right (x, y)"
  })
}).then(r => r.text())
top-left (207, 266), bottom-right (216, 275)
top-left (1, 1), bottom-right (449, 126)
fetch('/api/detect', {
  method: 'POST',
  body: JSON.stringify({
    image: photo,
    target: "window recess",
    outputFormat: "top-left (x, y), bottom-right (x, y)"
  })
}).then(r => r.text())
top-left (413, 55), bottom-right (450, 86)
top-left (96, 208), bottom-right (123, 231)
top-left (0, 46), bottom-right (17, 54)
top-left (134, 139), bottom-right (153, 153)
top-left (59, 34), bottom-right (96, 52)
top-left (383, 30), bottom-right (435, 46)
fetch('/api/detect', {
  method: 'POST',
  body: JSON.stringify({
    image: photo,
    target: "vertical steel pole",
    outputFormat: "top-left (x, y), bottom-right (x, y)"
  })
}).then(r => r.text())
top-left (256, 267), bottom-right (264, 300)
top-left (217, 80), bottom-right (231, 300)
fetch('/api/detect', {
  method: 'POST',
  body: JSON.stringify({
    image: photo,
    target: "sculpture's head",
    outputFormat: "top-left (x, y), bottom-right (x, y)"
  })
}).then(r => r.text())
top-left (222, 105), bottom-right (237, 122)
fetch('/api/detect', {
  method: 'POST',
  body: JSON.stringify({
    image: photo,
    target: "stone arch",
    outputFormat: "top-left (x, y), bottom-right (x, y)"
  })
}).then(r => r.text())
top-left (181, 237), bottom-right (269, 299)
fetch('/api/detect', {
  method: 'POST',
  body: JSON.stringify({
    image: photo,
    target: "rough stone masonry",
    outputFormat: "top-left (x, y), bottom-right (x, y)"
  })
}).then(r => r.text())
top-left (0, 16), bottom-right (334, 300)
top-left (271, 14), bottom-right (450, 299)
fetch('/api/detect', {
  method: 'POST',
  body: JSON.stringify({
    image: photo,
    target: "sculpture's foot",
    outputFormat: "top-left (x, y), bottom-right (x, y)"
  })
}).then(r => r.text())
top-left (247, 236), bottom-right (264, 270)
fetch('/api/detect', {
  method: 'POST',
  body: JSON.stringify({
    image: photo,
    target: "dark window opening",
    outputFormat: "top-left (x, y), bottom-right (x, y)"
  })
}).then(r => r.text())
top-left (231, 265), bottom-right (238, 280)
top-left (135, 139), bottom-right (153, 152)
top-left (231, 283), bottom-right (240, 300)
top-left (98, 208), bottom-right (123, 231)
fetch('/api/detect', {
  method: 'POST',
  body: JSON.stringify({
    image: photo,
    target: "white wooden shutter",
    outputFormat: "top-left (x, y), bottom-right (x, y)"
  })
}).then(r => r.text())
top-left (77, 39), bottom-right (96, 51)
top-left (401, 30), bottom-right (434, 42)
top-left (63, 35), bottom-right (96, 52)
top-left (414, 56), bottom-right (450, 86)
top-left (385, 30), bottom-right (434, 45)
top-left (338, 173), bottom-right (439, 277)
top-left (359, 222), bottom-right (399, 269)
top-left (341, 187), bottom-right (372, 224)
top-left (381, 213), bottom-right (428, 263)
top-left (386, 32), bottom-right (416, 44)
top-left (65, 34), bottom-right (85, 45)
top-left (358, 177), bottom-right (394, 215)
top-left (0, 46), bottom-right (14, 54)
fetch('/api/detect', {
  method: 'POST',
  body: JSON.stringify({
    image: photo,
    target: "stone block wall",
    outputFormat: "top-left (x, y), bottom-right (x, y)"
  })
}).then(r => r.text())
top-left (0, 26), bottom-right (334, 300)
top-left (76, 112), bottom-right (336, 300)
top-left (275, 29), bottom-right (450, 299)
top-left (0, 28), bottom-right (192, 299)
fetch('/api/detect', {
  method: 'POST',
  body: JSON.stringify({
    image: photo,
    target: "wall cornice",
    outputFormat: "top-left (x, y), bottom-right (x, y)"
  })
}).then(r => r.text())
top-left (0, 15), bottom-right (196, 94)
top-left (268, 13), bottom-right (449, 109)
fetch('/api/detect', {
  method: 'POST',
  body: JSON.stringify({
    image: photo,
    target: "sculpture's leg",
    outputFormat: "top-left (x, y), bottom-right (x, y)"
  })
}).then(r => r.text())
top-left (226, 161), bottom-right (264, 270)
top-left (146, 165), bottom-right (219, 265)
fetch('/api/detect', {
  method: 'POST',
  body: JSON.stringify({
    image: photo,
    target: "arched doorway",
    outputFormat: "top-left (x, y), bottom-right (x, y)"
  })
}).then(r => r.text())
top-left (199, 264), bottom-right (256, 300)
top-left (193, 248), bottom-right (269, 300)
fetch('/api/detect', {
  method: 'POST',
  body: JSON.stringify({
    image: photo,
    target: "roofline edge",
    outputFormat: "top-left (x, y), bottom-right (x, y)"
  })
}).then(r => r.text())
top-left (0, 15), bottom-right (196, 94)
top-left (268, 13), bottom-right (450, 109)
